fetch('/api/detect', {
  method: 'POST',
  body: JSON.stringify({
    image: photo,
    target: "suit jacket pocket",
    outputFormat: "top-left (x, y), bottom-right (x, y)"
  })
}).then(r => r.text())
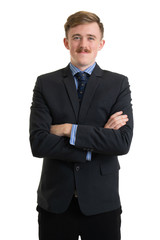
top-left (100, 156), bottom-right (120, 175)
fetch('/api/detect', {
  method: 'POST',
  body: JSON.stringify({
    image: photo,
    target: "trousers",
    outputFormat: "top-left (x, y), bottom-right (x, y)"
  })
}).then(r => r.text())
top-left (37, 196), bottom-right (122, 240)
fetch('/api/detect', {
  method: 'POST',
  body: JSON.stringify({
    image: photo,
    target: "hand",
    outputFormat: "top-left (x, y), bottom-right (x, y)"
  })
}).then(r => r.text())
top-left (104, 111), bottom-right (128, 130)
top-left (50, 123), bottom-right (72, 137)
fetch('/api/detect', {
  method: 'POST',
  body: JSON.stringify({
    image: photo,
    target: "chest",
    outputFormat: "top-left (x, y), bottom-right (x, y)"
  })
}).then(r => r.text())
top-left (42, 80), bottom-right (119, 126)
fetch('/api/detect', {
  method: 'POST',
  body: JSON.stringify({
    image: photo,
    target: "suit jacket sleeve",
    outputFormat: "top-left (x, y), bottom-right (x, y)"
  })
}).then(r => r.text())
top-left (29, 77), bottom-right (86, 163)
top-left (74, 76), bottom-right (133, 156)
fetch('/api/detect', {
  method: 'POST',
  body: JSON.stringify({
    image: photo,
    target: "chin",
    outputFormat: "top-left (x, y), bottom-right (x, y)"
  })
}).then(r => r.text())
top-left (77, 60), bottom-right (92, 67)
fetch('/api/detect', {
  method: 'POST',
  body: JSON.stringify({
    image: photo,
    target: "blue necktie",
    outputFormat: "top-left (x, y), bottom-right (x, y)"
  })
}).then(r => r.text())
top-left (75, 72), bottom-right (89, 102)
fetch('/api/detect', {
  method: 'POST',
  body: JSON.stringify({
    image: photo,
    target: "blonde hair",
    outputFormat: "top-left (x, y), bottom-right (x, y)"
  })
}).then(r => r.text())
top-left (64, 11), bottom-right (104, 39)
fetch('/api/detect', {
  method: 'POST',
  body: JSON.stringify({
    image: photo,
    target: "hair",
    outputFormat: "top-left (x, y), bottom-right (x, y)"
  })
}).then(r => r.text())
top-left (64, 11), bottom-right (104, 39)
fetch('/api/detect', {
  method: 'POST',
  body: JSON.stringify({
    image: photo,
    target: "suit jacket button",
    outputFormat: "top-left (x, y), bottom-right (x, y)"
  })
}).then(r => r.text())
top-left (76, 166), bottom-right (80, 172)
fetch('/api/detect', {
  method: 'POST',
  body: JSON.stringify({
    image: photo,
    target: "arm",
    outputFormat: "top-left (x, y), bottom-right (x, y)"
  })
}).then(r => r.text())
top-left (50, 111), bottom-right (129, 136)
top-left (29, 77), bottom-right (87, 163)
top-left (50, 112), bottom-right (129, 160)
top-left (73, 77), bottom-right (133, 156)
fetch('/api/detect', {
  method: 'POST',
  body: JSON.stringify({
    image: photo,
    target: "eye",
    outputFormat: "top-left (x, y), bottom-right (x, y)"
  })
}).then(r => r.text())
top-left (73, 36), bottom-right (81, 40)
top-left (88, 37), bottom-right (95, 41)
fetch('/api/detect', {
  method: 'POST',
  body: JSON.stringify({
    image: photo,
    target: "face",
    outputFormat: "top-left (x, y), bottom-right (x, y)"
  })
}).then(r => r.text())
top-left (64, 22), bottom-right (105, 71)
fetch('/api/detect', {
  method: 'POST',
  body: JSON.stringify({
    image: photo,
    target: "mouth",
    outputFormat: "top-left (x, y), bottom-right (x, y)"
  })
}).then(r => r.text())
top-left (78, 51), bottom-right (89, 54)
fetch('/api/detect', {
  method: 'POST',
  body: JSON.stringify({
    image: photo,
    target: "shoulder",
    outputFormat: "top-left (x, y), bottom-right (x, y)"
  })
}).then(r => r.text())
top-left (103, 70), bottom-right (129, 91)
top-left (37, 67), bottom-right (66, 81)
top-left (35, 66), bottom-right (70, 89)
top-left (94, 65), bottom-right (128, 91)
top-left (102, 69), bottom-right (128, 82)
top-left (94, 64), bottom-right (128, 81)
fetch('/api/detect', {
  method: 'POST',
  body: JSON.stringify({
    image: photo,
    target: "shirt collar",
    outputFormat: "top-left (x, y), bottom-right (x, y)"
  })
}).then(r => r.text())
top-left (69, 62), bottom-right (96, 76)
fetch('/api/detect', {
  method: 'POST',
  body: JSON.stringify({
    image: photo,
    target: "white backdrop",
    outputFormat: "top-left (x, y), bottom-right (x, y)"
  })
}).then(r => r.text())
top-left (1, 0), bottom-right (160, 239)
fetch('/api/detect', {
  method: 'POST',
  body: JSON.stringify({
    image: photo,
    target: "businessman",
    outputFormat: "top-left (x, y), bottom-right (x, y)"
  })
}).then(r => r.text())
top-left (30, 11), bottom-right (133, 240)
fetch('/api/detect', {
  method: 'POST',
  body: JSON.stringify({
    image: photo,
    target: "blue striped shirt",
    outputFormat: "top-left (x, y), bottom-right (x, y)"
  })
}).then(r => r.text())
top-left (69, 62), bottom-right (96, 161)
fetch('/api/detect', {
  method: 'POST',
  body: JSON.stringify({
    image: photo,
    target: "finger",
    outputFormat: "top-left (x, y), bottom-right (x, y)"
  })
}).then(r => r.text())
top-left (105, 114), bottom-right (125, 127)
top-left (109, 118), bottom-right (128, 129)
top-left (108, 115), bottom-right (128, 127)
top-left (110, 111), bottom-right (123, 120)
top-left (114, 122), bottom-right (127, 130)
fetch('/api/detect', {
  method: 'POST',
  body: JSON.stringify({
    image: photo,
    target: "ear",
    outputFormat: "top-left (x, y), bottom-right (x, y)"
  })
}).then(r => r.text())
top-left (98, 39), bottom-right (105, 51)
top-left (64, 38), bottom-right (70, 50)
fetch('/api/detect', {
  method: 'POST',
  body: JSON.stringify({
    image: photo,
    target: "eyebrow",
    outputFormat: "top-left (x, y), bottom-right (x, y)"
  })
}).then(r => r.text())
top-left (71, 34), bottom-right (97, 38)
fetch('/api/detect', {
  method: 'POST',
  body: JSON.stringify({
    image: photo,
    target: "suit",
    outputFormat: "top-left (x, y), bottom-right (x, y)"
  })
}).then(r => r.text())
top-left (29, 63), bottom-right (133, 216)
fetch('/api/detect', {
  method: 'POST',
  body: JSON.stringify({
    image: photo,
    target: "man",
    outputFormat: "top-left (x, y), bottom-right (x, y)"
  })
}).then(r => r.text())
top-left (30, 11), bottom-right (133, 240)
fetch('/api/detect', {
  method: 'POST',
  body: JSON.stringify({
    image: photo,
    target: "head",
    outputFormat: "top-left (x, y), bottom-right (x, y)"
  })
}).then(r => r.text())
top-left (64, 11), bottom-right (105, 70)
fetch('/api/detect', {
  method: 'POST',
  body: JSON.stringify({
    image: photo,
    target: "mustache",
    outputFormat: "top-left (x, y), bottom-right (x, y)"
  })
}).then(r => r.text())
top-left (76, 47), bottom-right (91, 53)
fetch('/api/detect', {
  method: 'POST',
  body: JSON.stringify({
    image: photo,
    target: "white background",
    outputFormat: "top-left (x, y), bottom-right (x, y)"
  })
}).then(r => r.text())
top-left (0, 0), bottom-right (160, 239)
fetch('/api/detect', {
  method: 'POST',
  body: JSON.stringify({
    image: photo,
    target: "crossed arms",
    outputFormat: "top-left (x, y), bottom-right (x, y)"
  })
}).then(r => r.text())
top-left (50, 111), bottom-right (129, 137)
top-left (30, 75), bottom-right (133, 162)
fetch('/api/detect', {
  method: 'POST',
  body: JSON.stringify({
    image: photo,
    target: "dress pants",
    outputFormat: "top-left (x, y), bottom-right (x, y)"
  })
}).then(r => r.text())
top-left (37, 196), bottom-right (122, 240)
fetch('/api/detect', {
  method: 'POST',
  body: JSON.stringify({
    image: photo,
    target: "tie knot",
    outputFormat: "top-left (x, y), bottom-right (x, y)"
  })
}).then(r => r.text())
top-left (75, 72), bottom-right (89, 82)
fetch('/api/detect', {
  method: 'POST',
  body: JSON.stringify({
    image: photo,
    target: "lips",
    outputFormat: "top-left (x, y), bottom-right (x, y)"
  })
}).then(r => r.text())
top-left (79, 51), bottom-right (88, 54)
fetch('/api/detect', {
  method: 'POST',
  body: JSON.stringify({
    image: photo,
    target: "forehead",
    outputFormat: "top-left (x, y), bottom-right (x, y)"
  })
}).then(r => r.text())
top-left (68, 22), bottom-right (101, 38)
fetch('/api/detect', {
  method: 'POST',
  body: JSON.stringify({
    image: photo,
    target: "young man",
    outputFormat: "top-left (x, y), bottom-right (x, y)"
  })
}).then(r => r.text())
top-left (30, 11), bottom-right (133, 240)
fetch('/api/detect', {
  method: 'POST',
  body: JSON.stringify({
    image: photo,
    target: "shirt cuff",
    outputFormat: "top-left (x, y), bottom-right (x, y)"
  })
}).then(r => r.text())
top-left (86, 151), bottom-right (92, 161)
top-left (70, 124), bottom-right (92, 161)
top-left (70, 124), bottom-right (78, 145)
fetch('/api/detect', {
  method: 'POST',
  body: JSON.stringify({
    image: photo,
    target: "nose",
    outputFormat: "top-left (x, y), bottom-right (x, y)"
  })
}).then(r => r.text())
top-left (79, 37), bottom-right (88, 48)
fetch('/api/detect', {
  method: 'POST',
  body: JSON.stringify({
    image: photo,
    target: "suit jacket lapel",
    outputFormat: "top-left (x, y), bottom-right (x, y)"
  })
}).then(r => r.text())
top-left (62, 66), bottom-right (79, 121)
top-left (78, 64), bottom-right (103, 123)
top-left (62, 64), bottom-right (103, 123)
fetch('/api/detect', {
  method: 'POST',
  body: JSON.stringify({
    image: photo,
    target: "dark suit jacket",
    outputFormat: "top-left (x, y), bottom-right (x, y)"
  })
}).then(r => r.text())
top-left (29, 64), bottom-right (133, 216)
